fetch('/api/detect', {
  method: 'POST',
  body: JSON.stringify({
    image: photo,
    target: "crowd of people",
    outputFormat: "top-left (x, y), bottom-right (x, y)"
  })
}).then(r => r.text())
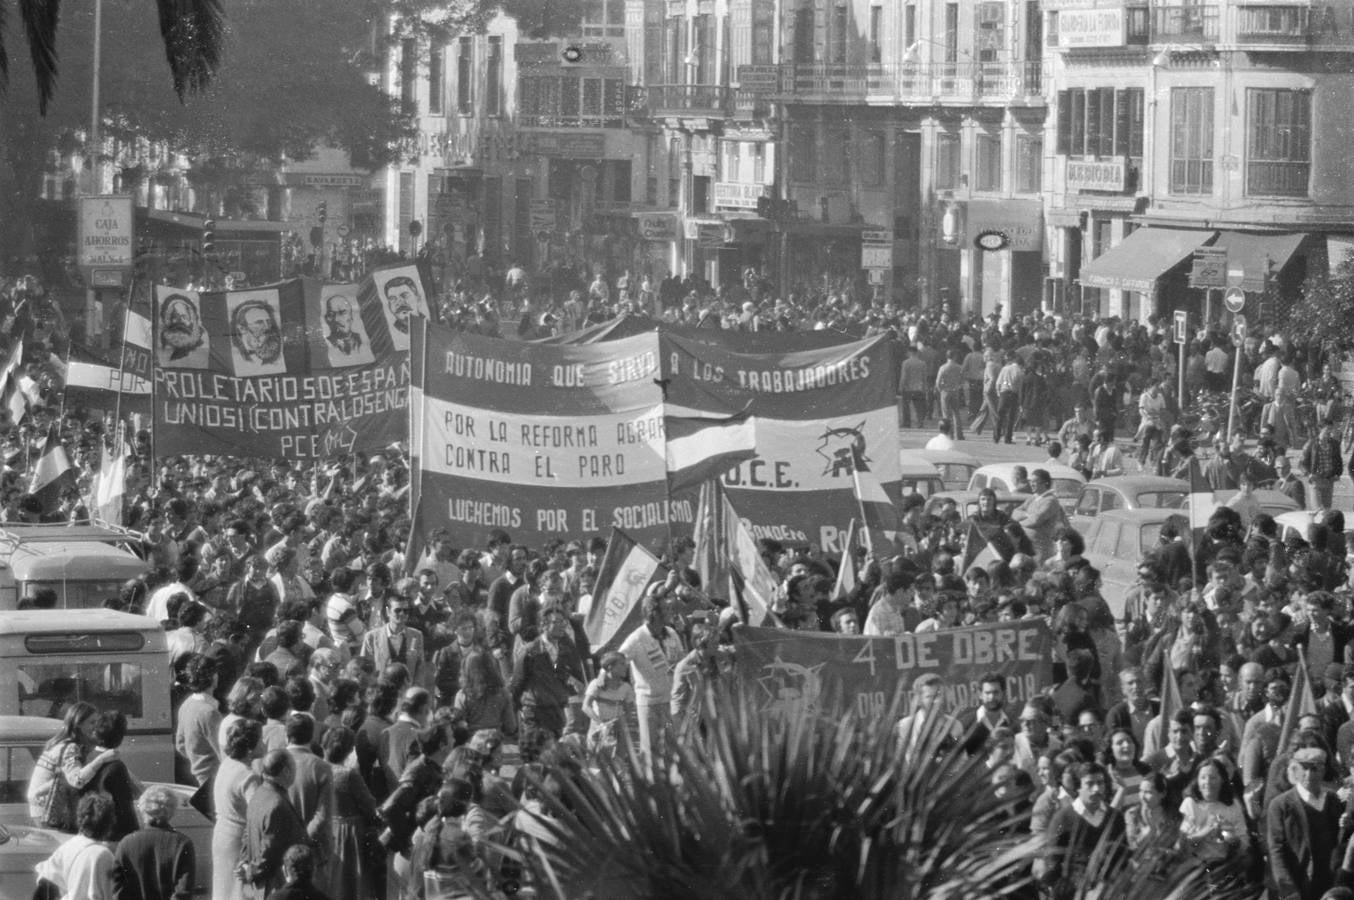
top-left (9, 261), bottom-right (1354, 900)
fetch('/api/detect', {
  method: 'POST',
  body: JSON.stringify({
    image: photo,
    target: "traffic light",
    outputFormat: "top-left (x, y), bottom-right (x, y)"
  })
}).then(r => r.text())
top-left (201, 219), bottom-right (216, 254)
top-left (317, 201), bottom-right (328, 224)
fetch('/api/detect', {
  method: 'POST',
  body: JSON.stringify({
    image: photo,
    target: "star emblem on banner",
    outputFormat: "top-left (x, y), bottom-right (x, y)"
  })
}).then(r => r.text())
top-left (756, 657), bottom-right (825, 718)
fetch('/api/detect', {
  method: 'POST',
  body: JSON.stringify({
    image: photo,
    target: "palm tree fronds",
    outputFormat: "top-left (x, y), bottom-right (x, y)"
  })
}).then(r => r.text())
top-left (18, 0), bottom-right (61, 113)
top-left (155, 0), bottom-right (225, 100)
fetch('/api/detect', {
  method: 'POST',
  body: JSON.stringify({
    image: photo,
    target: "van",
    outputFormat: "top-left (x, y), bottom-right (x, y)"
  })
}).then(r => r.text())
top-left (0, 524), bottom-right (149, 610)
top-left (0, 610), bottom-right (173, 782)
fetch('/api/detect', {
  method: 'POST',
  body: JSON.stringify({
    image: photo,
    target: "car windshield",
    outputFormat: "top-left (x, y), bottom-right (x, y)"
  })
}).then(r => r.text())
top-left (18, 661), bottom-right (146, 722)
top-left (1136, 491), bottom-right (1187, 509)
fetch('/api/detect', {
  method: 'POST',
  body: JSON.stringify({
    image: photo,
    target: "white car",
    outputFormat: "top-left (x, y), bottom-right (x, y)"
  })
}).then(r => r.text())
top-left (967, 463), bottom-right (1087, 512)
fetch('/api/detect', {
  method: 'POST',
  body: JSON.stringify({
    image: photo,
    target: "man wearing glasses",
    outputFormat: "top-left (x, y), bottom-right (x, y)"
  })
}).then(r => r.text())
top-left (360, 596), bottom-right (427, 689)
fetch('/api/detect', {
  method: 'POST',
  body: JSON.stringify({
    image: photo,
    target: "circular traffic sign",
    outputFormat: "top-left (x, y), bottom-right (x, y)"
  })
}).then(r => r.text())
top-left (1223, 287), bottom-right (1245, 313)
top-left (336, 224), bottom-right (350, 237)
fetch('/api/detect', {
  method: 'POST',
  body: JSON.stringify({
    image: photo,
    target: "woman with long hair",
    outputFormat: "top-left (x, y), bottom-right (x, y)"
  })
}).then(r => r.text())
top-left (322, 725), bottom-right (381, 900)
top-left (212, 717), bottom-right (261, 900)
top-left (1099, 728), bottom-right (1150, 810)
top-left (1178, 757), bottom-right (1251, 891)
top-left (26, 701), bottom-right (115, 832)
top-left (453, 650), bottom-right (518, 738)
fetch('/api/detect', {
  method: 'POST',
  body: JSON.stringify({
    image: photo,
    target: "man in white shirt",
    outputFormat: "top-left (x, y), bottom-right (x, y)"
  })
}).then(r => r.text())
top-left (619, 587), bottom-right (685, 762)
top-left (895, 673), bottom-right (964, 764)
top-left (924, 420), bottom-right (957, 451)
top-left (1089, 428), bottom-right (1126, 480)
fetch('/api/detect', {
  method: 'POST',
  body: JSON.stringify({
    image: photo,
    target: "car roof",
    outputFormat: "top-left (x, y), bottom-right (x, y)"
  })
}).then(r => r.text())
top-left (897, 454), bottom-right (943, 477)
top-left (0, 715), bottom-right (61, 742)
top-left (1213, 489), bottom-right (1301, 512)
top-left (973, 462), bottom-right (1086, 482)
top-left (9, 541), bottom-right (149, 581)
top-left (927, 489), bottom-right (1027, 504)
top-left (914, 448), bottom-right (981, 466)
top-left (1080, 475), bottom-right (1188, 493)
top-left (0, 608), bottom-right (162, 636)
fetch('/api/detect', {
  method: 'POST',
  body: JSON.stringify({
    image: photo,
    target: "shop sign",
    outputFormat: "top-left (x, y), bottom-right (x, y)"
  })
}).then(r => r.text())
top-left (1057, 8), bottom-right (1126, 47)
top-left (975, 230), bottom-right (1010, 251)
top-left (523, 133), bottom-right (606, 159)
top-left (1066, 158), bottom-right (1126, 192)
top-left (964, 199), bottom-right (1043, 252)
top-left (297, 174), bottom-right (366, 187)
top-left (78, 196), bottom-right (134, 270)
top-left (713, 181), bottom-right (769, 210)
top-left (635, 212), bottom-right (679, 242)
top-left (737, 65), bottom-right (780, 95)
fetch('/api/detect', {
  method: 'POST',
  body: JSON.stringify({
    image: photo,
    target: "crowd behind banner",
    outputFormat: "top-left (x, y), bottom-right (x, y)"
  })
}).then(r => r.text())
top-left (7, 259), bottom-right (1354, 900)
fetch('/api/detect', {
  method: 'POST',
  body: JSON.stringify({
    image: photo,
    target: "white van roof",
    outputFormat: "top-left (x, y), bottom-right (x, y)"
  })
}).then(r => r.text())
top-left (0, 608), bottom-right (162, 636)
top-left (7, 541), bottom-right (149, 582)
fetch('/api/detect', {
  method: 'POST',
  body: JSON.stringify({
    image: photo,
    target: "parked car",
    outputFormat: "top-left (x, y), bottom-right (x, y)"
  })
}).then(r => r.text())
top-left (1212, 489), bottom-right (1301, 519)
top-left (896, 454), bottom-right (946, 499)
top-left (968, 463), bottom-right (1086, 512)
top-left (912, 448), bottom-right (981, 491)
top-left (1070, 476), bottom-right (1188, 532)
top-left (923, 490), bottom-right (1029, 521)
top-left (0, 715), bottom-right (213, 895)
top-left (1081, 509), bottom-right (1190, 620)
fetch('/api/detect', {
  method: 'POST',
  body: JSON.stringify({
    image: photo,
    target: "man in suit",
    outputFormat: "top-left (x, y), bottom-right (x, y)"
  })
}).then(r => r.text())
top-left (242, 750), bottom-right (310, 897)
top-left (1266, 747), bottom-right (1344, 899)
top-left (379, 687), bottom-right (443, 790)
top-left (284, 714), bottom-right (332, 853)
top-left (957, 672), bottom-right (1017, 754)
top-left (360, 594), bottom-right (427, 687)
top-left (1012, 469), bottom-right (1066, 563)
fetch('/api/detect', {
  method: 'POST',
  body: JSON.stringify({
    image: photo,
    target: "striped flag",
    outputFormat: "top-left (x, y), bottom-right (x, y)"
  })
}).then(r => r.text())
top-left (0, 340), bottom-right (23, 424)
top-left (851, 450), bottom-right (914, 556)
top-left (92, 431), bottom-right (128, 526)
top-left (961, 520), bottom-right (1016, 573)
top-left (63, 353), bottom-right (151, 413)
top-left (832, 518), bottom-right (860, 602)
top-left (28, 425), bottom-right (73, 515)
top-left (664, 407), bottom-right (757, 492)
top-left (583, 528), bottom-right (664, 655)
top-left (691, 477), bottom-right (776, 623)
top-left (1185, 455), bottom-right (1216, 536)
top-left (1277, 645), bottom-right (1318, 755)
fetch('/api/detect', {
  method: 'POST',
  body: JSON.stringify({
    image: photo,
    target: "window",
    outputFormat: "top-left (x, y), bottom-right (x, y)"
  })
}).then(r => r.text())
top-left (583, 0), bottom-right (625, 37)
top-left (1056, 88), bottom-right (1144, 159)
top-left (1170, 87), bottom-right (1214, 194)
top-left (790, 123), bottom-right (817, 182)
top-left (18, 661), bottom-right (145, 721)
top-left (794, 2), bottom-right (815, 63)
top-left (944, 4), bottom-right (959, 61)
top-left (1247, 88), bottom-right (1311, 196)
top-left (860, 131), bottom-right (886, 184)
top-left (870, 6), bottom-right (883, 63)
top-left (935, 131), bottom-right (961, 189)
top-left (428, 45), bottom-right (444, 115)
top-left (753, 144), bottom-right (766, 183)
top-left (1238, 6), bottom-right (1307, 38)
top-left (832, 5), bottom-right (848, 64)
top-left (975, 131), bottom-right (1003, 191)
top-left (457, 37), bottom-right (473, 114)
top-left (904, 3), bottom-right (917, 48)
top-left (486, 37), bottom-right (502, 116)
top-left (1016, 133), bottom-right (1042, 192)
top-left (400, 38), bottom-right (417, 108)
top-left (823, 124), bottom-right (849, 183)
top-left (976, 2), bottom-right (1004, 63)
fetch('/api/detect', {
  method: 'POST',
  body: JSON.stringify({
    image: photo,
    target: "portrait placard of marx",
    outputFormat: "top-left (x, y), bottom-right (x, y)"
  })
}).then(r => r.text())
top-left (156, 292), bottom-right (210, 369)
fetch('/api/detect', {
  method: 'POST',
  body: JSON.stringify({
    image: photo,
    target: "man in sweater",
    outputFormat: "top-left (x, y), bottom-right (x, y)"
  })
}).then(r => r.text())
top-left (1267, 747), bottom-right (1344, 899)
top-left (620, 587), bottom-right (685, 762)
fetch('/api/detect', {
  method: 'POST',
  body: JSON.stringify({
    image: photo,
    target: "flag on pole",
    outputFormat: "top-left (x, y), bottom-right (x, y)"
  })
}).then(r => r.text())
top-left (961, 520), bottom-right (1017, 573)
top-left (851, 449), bottom-right (914, 556)
top-left (691, 477), bottom-right (776, 623)
top-left (663, 407), bottom-right (757, 491)
top-left (0, 340), bottom-right (24, 425)
top-left (28, 425), bottom-right (73, 515)
top-left (92, 431), bottom-right (128, 526)
top-left (1158, 663), bottom-right (1183, 740)
top-left (1186, 455), bottom-right (1216, 537)
top-left (1277, 646), bottom-right (1318, 755)
top-left (583, 528), bottom-right (664, 655)
top-left (831, 518), bottom-right (860, 602)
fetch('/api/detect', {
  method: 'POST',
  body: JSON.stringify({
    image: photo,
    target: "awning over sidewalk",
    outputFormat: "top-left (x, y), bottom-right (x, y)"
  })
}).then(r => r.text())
top-left (1211, 231), bottom-right (1305, 292)
top-left (1079, 227), bottom-right (1212, 293)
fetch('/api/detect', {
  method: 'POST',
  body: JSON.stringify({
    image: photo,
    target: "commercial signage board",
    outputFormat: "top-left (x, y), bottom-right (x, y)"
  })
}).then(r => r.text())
top-left (713, 182), bottom-right (769, 210)
top-left (1189, 247), bottom-right (1227, 289)
top-left (635, 212), bottom-right (679, 242)
top-left (78, 196), bottom-right (135, 272)
top-left (1057, 8), bottom-right (1126, 47)
top-left (1065, 159), bottom-right (1126, 192)
top-left (737, 65), bottom-right (780, 94)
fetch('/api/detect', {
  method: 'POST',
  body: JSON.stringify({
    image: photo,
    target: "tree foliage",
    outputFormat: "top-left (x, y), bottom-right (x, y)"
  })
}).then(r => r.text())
top-left (1280, 249), bottom-right (1354, 352)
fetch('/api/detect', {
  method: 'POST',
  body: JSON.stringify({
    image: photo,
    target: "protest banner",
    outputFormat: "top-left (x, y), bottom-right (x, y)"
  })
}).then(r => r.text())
top-left (409, 318), bottom-right (675, 550)
top-left (151, 264), bottom-right (427, 459)
top-left (661, 332), bottom-right (900, 553)
top-left (732, 622), bottom-right (1055, 721)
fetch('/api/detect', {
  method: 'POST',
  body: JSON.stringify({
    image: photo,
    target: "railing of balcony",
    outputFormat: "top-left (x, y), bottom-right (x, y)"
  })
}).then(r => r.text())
top-left (778, 61), bottom-right (1048, 102)
top-left (1151, 4), bottom-right (1220, 42)
top-left (646, 84), bottom-right (733, 115)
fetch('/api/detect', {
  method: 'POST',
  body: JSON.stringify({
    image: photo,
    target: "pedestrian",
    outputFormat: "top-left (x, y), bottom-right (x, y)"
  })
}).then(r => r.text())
top-left (1266, 747), bottom-right (1343, 899)
top-left (80, 711), bottom-right (139, 843)
top-left (619, 588), bottom-right (684, 762)
top-left (511, 602), bottom-right (586, 739)
top-left (265, 844), bottom-right (329, 900)
top-left (35, 794), bottom-right (117, 900)
top-left (213, 718), bottom-right (262, 900)
top-left (174, 654), bottom-right (222, 791)
top-left (321, 726), bottom-right (380, 900)
top-left (112, 784), bottom-right (196, 900)
top-left (28, 701), bottom-right (115, 833)
top-left (241, 750), bottom-right (310, 897)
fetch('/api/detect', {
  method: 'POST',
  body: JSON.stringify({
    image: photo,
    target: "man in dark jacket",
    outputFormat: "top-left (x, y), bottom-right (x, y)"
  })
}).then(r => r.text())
top-left (112, 784), bottom-right (196, 900)
top-left (1302, 419), bottom-right (1344, 510)
top-left (510, 603), bottom-right (585, 737)
top-left (1267, 747), bottom-right (1343, 899)
top-left (243, 751), bottom-right (309, 896)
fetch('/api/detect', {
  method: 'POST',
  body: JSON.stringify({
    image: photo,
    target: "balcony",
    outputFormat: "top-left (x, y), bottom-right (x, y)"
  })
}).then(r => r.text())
top-left (778, 61), bottom-right (1048, 105)
top-left (1234, 5), bottom-right (1354, 50)
top-left (647, 84), bottom-right (733, 118)
top-left (1151, 4), bottom-right (1219, 43)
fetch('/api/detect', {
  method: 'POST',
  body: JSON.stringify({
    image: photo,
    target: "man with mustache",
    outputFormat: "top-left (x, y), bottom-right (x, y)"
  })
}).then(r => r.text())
top-left (157, 293), bottom-right (209, 368)
top-left (231, 299), bottom-right (285, 374)
top-left (383, 275), bottom-right (421, 335)
top-left (323, 292), bottom-right (371, 364)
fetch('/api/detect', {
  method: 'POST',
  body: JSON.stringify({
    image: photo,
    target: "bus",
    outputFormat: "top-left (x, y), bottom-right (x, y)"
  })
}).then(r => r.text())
top-left (0, 525), bottom-right (149, 610)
